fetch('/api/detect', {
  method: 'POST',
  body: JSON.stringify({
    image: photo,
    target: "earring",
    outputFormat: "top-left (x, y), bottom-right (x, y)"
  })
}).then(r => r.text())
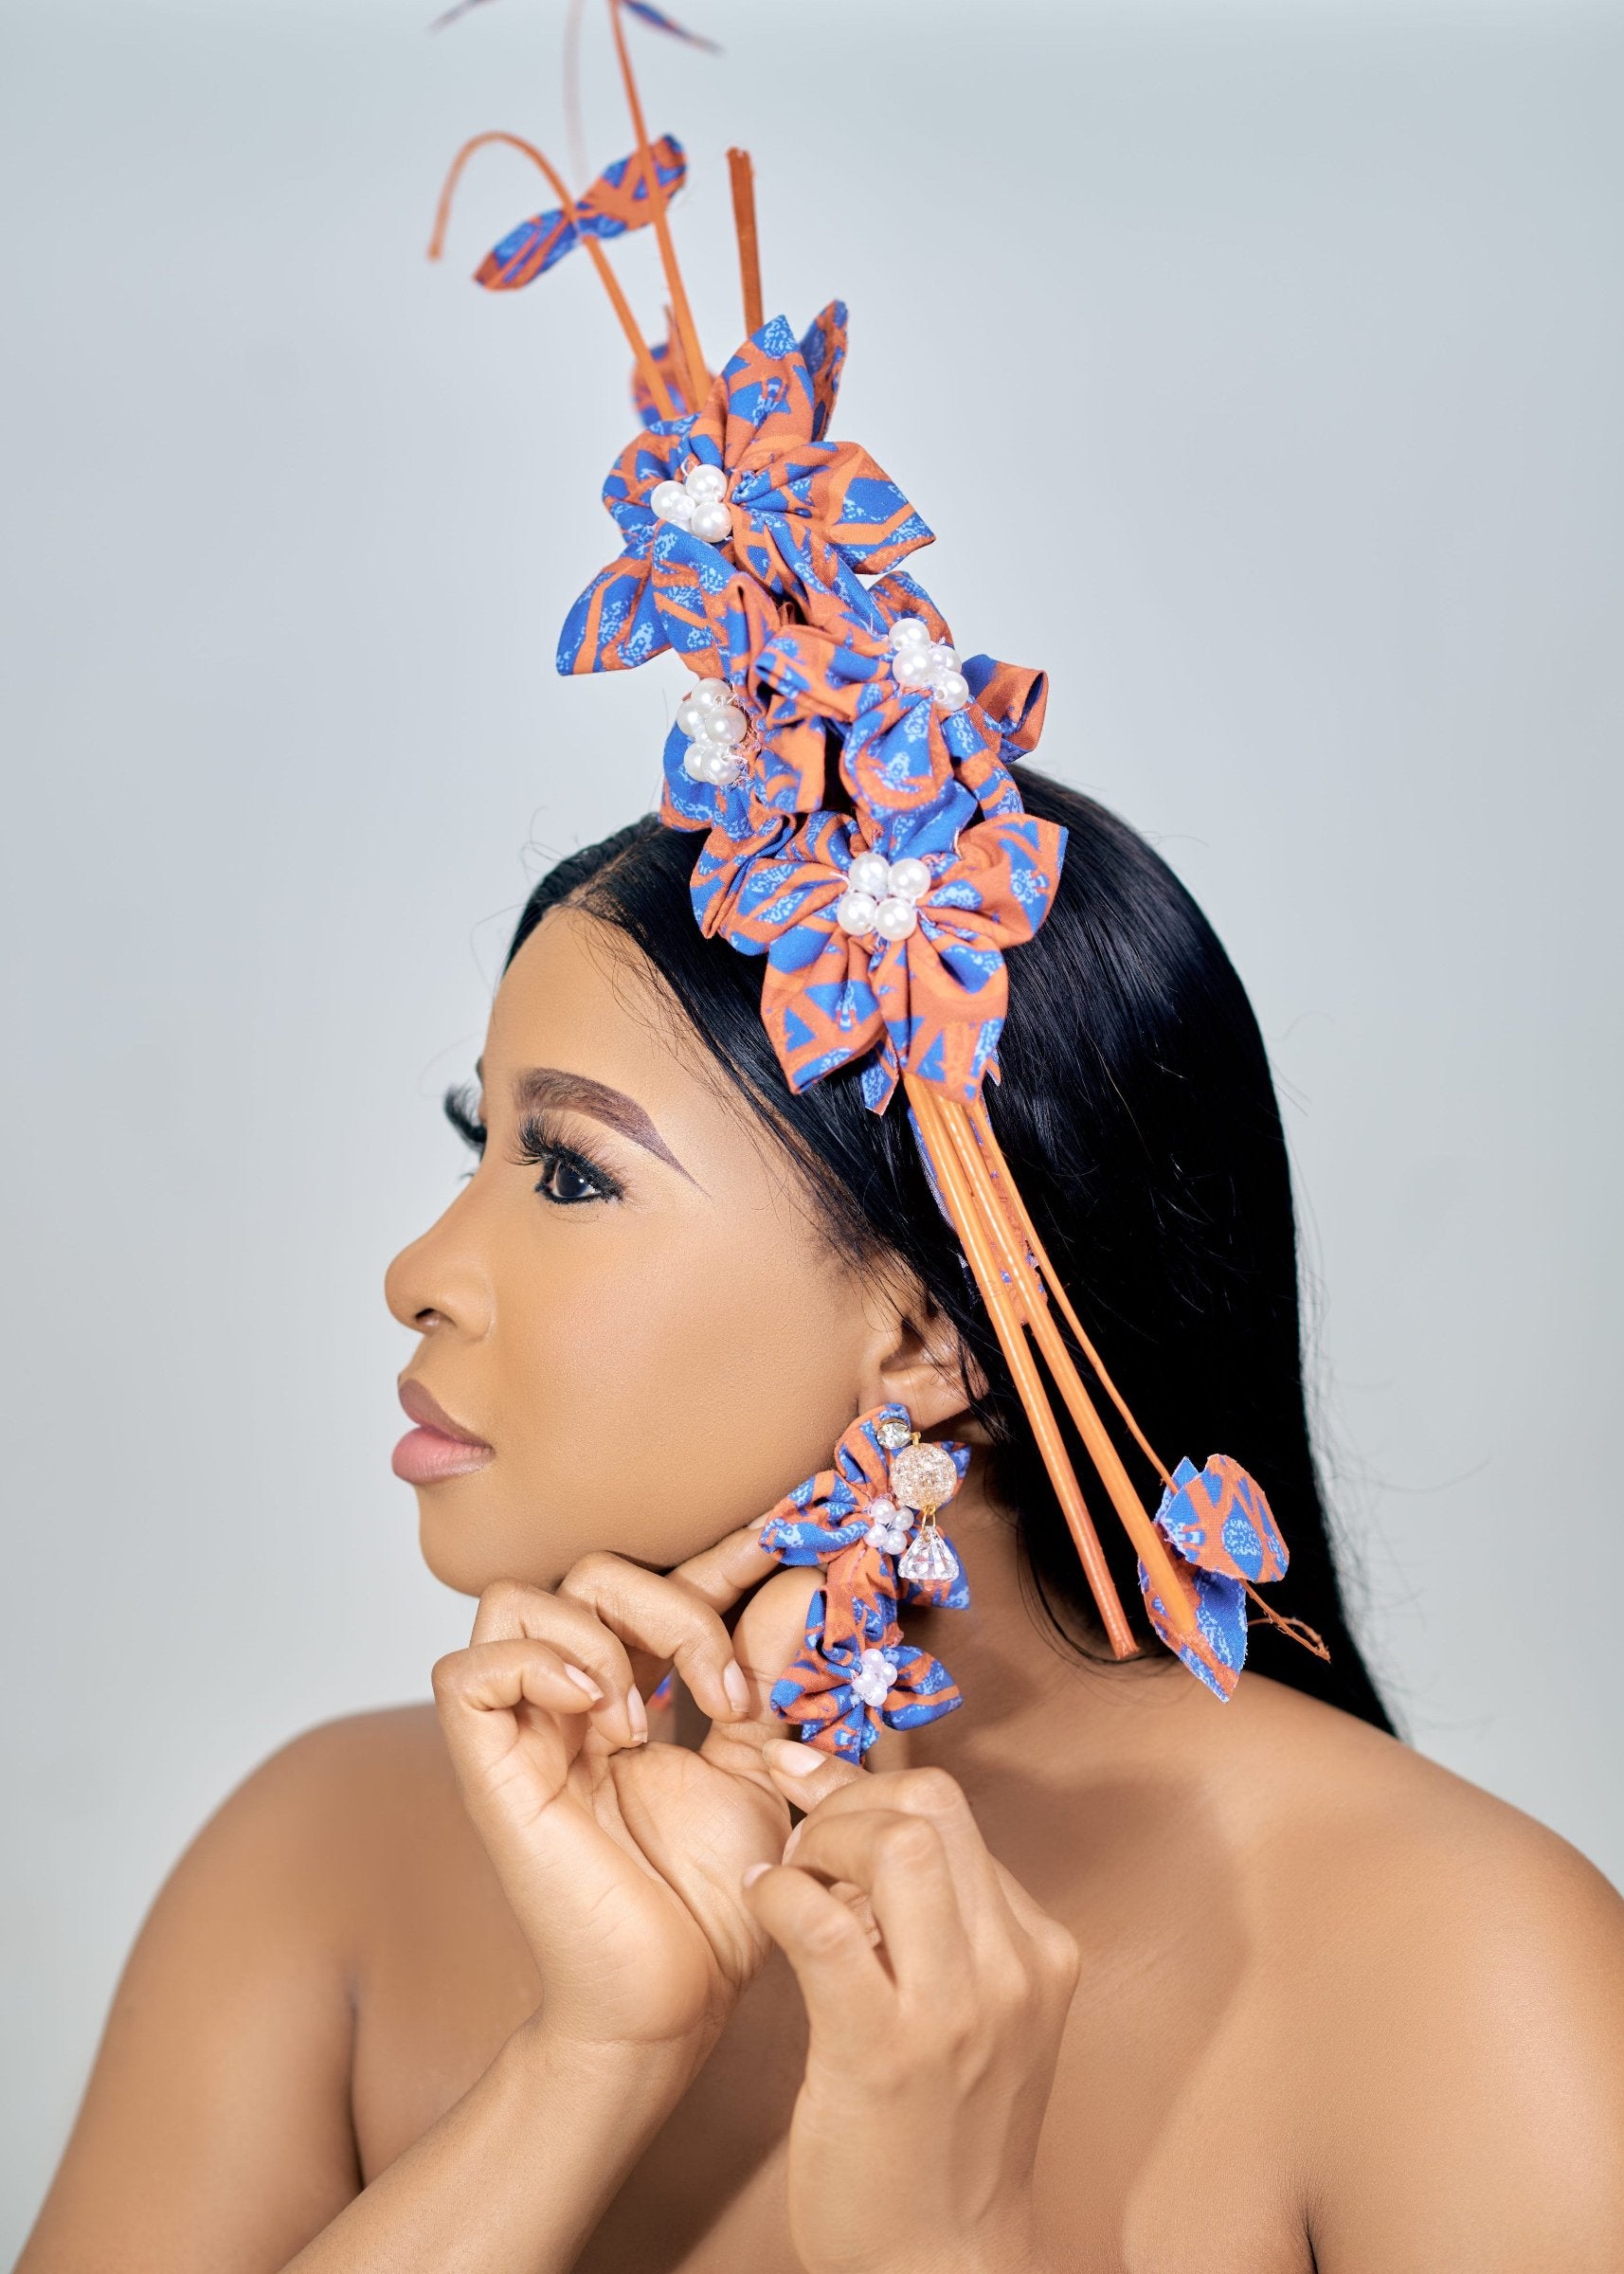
top-left (755, 1400), bottom-right (971, 1760)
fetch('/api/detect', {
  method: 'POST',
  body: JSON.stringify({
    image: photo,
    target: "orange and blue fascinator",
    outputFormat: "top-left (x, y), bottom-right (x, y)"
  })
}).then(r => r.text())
top-left (429, 1), bottom-right (1329, 1742)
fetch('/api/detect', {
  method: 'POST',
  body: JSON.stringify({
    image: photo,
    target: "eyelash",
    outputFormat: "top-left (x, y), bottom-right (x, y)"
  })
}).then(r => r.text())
top-left (441, 1084), bottom-right (623, 1208)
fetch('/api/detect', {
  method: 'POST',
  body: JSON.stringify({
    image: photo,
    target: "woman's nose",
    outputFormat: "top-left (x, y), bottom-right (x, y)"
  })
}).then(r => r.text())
top-left (384, 1193), bottom-right (494, 1339)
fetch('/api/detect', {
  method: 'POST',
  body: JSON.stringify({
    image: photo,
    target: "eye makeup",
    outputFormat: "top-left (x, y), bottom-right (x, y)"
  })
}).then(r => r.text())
top-left (440, 1084), bottom-right (623, 1207)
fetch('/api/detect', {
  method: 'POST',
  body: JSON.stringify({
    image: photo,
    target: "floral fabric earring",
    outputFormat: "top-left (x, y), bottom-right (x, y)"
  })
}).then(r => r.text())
top-left (756, 1401), bottom-right (971, 1760)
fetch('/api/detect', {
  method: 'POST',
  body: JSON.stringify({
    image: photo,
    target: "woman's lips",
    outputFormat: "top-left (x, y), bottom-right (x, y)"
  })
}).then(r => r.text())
top-left (392, 1378), bottom-right (493, 1485)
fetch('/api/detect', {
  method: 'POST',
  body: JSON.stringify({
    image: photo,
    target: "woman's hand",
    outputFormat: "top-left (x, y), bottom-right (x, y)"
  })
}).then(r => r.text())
top-left (746, 1749), bottom-right (1081, 2274)
top-left (431, 1531), bottom-right (820, 2057)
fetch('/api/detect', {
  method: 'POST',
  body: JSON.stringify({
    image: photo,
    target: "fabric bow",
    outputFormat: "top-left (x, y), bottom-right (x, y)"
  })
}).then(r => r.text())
top-left (757, 1403), bottom-right (970, 1615)
top-left (696, 787), bottom-right (1067, 1110)
top-left (1135, 1455), bottom-right (1290, 1702)
top-left (476, 135), bottom-right (687, 291)
top-left (556, 305), bottom-right (931, 675)
top-left (761, 571), bottom-right (1048, 824)
top-left (768, 1584), bottom-right (964, 1760)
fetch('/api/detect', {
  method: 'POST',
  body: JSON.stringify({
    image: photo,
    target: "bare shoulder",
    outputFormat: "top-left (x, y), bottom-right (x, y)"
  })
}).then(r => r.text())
top-left (18, 1705), bottom-right (465, 2270)
top-left (1237, 1680), bottom-right (1624, 2271)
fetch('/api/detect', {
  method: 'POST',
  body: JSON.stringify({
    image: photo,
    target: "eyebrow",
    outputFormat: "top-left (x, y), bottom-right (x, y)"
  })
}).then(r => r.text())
top-left (477, 1058), bottom-right (698, 1187)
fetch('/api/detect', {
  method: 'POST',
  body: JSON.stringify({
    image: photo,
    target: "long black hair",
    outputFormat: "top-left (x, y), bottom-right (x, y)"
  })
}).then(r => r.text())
top-left (500, 768), bottom-right (1398, 1737)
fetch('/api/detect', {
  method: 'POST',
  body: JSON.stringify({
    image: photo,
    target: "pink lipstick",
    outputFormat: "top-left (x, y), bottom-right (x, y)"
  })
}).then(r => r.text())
top-left (392, 1377), bottom-right (494, 1485)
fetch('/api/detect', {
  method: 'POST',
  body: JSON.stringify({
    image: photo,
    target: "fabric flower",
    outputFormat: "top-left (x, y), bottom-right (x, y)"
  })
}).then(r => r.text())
top-left (697, 785), bottom-right (1067, 1110)
top-left (768, 1586), bottom-right (964, 1760)
top-left (556, 304), bottom-right (931, 675)
top-left (757, 1403), bottom-right (970, 1617)
top-left (761, 570), bottom-right (1048, 824)
top-left (1135, 1455), bottom-right (1289, 1702)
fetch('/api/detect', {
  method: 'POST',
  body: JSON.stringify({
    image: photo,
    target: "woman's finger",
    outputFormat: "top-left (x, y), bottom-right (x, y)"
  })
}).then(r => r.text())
top-left (760, 1735), bottom-right (867, 1813)
top-left (768, 1804), bottom-right (973, 2002)
top-left (557, 1548), bottom-right (770, 1728)
top-left (431, 1635), bottom-right (601, 1783)
top-left (779, 1761), bottom-right (1025, 1957)
top-left (666, 1513), bottom-right (784, 1615)
top-left (470, 1579), bottom-right (643, 1748)
top-left (741, 1856), bottom-right (893, 2020)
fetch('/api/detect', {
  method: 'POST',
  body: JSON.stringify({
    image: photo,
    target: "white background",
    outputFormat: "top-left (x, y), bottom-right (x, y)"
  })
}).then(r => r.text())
top-left (2, 0), bottom-right (1620, 2248)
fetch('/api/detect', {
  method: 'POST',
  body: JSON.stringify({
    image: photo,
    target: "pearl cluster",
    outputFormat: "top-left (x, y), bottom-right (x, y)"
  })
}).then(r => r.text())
top-left (887, 614), bottom-right (970, 713)
top-left (849, 1646), bottom-right (900, 1710)
top-left (862, 1494), bottom-right (913, 1556)
top-left (677, 680), bottom-right (750, 787)
top-left (834, 849), bottom-right (932, 943)
top-left (648, 460), bottom-right (733, 546)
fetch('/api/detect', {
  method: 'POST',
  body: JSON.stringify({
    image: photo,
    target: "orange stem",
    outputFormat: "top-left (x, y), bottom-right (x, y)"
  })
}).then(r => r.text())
top-left (662, 302), bottom-right (698, 421)
top-left (427, 129), bottom-right (677, 420)
top-left (968, 1094), bottom-right (1174, 1489)
top-left (934, 1099), bottom-right (1194, 1636)
top-left (908, 1081), bottom-right (1137, 1659)
top-left (607, 0), bottom-right (710, 402)
top-left (727, 147), bottom-right (764, 334)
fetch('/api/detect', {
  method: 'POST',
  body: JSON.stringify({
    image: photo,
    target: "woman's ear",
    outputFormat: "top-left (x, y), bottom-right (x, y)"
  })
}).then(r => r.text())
top-left (854, 1263), bottom-right (988, 1435)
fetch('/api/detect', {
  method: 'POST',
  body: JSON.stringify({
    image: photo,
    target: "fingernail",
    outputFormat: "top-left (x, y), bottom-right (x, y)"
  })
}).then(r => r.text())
top-left (722, 1660), bottom-right (750, 1715)
top-left (781, 1822), bottom-right (805, 1865)
top-left (742, 1861), bottom-right (771, 1888)
top-left (563, 1663), bottom-right (604, 1703)
top-left (764, 1737), bottom-right (822, 1778)
top-left (626, 1686), bottom-right (649, 1743)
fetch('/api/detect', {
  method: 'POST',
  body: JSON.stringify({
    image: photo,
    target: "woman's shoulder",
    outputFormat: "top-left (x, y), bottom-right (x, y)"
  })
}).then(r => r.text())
top-left (208, 1702), bottom-right (465, 1918)
top-left (1243, 1672), bottom-right (1620, 1927)
top-left (1236, 1679), bottom-right (1624, 2265)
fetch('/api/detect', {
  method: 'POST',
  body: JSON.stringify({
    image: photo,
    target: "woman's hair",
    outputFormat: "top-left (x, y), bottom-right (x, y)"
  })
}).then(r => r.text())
top-left (503, 769), bottom-right (1398, 1737)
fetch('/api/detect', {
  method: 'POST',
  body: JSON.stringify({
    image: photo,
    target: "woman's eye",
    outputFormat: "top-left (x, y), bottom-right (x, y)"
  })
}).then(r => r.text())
top-left (532, 1148), bottom-right (607, 1206)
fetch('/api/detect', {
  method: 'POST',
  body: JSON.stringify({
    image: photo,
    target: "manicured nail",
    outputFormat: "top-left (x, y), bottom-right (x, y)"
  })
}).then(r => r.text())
top-left (626, 1686), bottom-right (649, 1743)
top-left (563, 1663), bottom-right (604, 1703)
top-left (764, 1737), bottom-right (821, 1778)
top-left (742, 1861), bottom-right (771, 1887)
top-left (722, 1660), bottom-right (750, 1715)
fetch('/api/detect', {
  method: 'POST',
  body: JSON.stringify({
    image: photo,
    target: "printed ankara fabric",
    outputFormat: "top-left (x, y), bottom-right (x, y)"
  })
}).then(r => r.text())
top-left (478, 135), bottom-right (689, 290)
top-left (556, 307), bottom-right (930, 678)
top-left (758, 1403), bottom-right (970, 1759)
top-left (1136, 1455), bottom-right (1290, 1701)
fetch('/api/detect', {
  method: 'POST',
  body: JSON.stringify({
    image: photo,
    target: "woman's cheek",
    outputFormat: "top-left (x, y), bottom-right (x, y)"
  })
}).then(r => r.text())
top-left (497, 1218), bottom-right (865, 1565)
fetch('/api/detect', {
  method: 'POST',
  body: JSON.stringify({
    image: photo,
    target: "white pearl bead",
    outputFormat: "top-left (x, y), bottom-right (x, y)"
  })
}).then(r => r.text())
top-left (931, 668), bottom-right (970, 712)
top-left (867, 1495), bottom-right (900, 1524)
top-left (649, 479), bottom-right (694, 524)
top-left (681, 742), bottom-right (709, 780)
top-left (689, 499), bottom-right (732, 544)
top-left (892, 648), bottom-right (933, 688)
top-left (700, 704), bottom-right (748, 746)
top-left (886, 857), bottom-right (930, 903)
top-left (925, 642), bottom-right (960, 675)
top-left (847, 852), bottom-right (890, 899)
top-left (888, 615), bottom-right (929, 649)
top-left (684, 462), bottom-right (727, 502)
top-left (874, 896), bottom-right (918, 942)
top-left (692, 680), bottom-right (731, 709)
top-left (835, 890), bottom-right (879, 936)
top-left (702, 748), bottom-right (745, 786)
top-left (676, 695), bottom-right (709, 738)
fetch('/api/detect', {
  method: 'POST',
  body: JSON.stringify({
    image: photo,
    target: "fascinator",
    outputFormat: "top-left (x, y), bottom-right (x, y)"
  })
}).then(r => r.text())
top-left (429, 2), bottom-right (1329, 1745)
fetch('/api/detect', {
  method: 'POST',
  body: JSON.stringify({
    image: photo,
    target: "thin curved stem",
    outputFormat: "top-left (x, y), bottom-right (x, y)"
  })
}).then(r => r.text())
top-left (607, 0), bottom-right (710, 404)
top-left (428, 128), bottom-right (677, 420)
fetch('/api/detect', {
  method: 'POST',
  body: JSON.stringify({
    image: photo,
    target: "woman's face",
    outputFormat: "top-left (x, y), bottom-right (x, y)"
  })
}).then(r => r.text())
top-left (385, 903), bottom-right (948, 1596)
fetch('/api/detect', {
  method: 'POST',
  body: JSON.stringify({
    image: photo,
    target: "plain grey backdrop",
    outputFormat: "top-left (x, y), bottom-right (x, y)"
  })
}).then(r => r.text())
top-left (3, 0), bottom-right (1620, 2246)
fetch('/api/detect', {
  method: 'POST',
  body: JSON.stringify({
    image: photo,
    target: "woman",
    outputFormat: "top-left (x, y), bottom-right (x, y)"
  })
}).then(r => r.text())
top-left (17, 767), bottom-right (1624, 2272)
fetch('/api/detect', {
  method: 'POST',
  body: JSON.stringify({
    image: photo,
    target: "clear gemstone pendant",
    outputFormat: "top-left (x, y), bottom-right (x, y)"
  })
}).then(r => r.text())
top-left (897, 1518), bottom-right (960, 1588)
